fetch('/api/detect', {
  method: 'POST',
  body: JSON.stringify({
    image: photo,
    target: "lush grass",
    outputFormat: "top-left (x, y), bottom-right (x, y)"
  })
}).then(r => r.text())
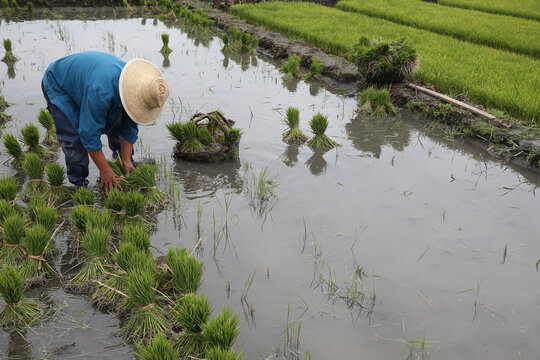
top-left (336, 0), bottom-right (540, 58)
top-left (439, 0), bottom-right (540, 22)
top-left (231, 2), bottom-right (540, 124)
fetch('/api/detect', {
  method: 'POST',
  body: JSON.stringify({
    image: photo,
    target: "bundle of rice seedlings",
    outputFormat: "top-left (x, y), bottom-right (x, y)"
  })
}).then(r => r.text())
top-left (282, 107), bottom-right (307, 144)
top-left (0, 267), bottom-right (40, 327)
top-left (171, 294), bottom-right (211, 356)
top-left (160, 33), bottom-right (172, 54)
top-left (121, 190), bottom-right (147, 227)
top-left (46, 163), bottom-right (71, 202)
top-left (123, 164), bottom-right (168, 208)
top-left (31, 205), bottom-right (57, 233)
top-left (0, 214), bottom-right (26, 264)
top-left (135, 333), bottom-right (177, 360)
top-left (4, 133), bottom-right (24, 167)
top-left (282, 55), bottom-right (301, 78)
top-left (2, 39), bottom-right (17, 63)
top-left (108, 158), bottom-right (125, 177)
top-left (307, 113), bottom-right (340, 149)
top-left (181, 121), bottom-right (205, 153)
top-left (355, 36), bottom-right (418, 85)
top-left (70, 205), bottom-right (92, 233)
top-left (123, 268), bottom-right (167, 340)
top-left (206, 347), bottom-right (243, 360)
top-left (69, 227), bottom-right (110, 285)
top-left (20, 123), bottom-right (50, 156)
top-left (38, 109), bottom-right (57, 146)
top-left (72, 186), bottom-right (94, 206)
top-left (85, 209), bottom-right (115, 234)
top-left (0, 199), bottom-right (16, 223)
top-left (19, 225), bottom-right (54, 279)
top-left (201, 306), bottom-right (240, 352)
top-left (26, 1), bottom-right (33, 11)
top-left (167, 247), bottom-right (203, 296)
top-left (166, 122), bottom-right (184, 142)
top-left (308, 58), bottom-right (323, 78)
top-left (104, 187), bottom-right (124, 213)
top-left (357, 87), bottom-right (398, 117)
top-left (22, 153), bottom-right (48, 197)
top-left (122, 223), bottom-right (151, 252)
top-left (0, 175), bottom-right (18, 201)
top-left (227, 128), bottom-right (242, 145)
top-left (197, 127), bottom-right (213, 145)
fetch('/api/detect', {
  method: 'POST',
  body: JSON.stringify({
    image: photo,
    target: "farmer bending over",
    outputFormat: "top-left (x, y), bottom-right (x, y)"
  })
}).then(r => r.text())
top-left (41, 51), bottom-right (169, 192)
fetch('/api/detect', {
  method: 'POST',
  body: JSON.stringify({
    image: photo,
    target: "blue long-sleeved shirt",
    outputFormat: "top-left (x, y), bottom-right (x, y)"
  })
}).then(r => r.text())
top-left (42, 51), bottom-right (138, 151)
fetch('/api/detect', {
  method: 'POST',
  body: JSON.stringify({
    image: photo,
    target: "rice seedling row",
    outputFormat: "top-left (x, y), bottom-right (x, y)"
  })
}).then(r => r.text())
top-left (230, 2), bottom-right (540, 124)
top-left (335, 0), bottom-right (540, 58)
top-left (438, 0), bottom-right (540, 22)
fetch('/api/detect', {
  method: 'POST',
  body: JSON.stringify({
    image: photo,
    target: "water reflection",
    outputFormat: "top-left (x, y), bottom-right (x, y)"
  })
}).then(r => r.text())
top-left (345, 114), bottom-right (410, 158)
top-left (161, 52), bottom-right (170, 68)
top-left (305, 148), bottom-right (330, 176)
top-left (222, 52), bottom-right (257, 72)
top-left (7, 329), bottom-right (32, 360)
top-left (309, 83), bottom-right (320, 97)
top-left (178, 23), bottom-right (212, 48)
top-left (282, 77), bottom-right (300, 93)
top-left (7, 62), bottom-right (16, 79)
top-left (280, 143), bottom-right (300, 167)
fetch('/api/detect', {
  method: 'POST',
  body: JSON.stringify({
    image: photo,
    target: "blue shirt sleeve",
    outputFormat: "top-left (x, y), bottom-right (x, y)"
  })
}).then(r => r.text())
top-left (120, 110), bottom-right (139, 144)
top-left (78, 85), bottom-right (109, 151)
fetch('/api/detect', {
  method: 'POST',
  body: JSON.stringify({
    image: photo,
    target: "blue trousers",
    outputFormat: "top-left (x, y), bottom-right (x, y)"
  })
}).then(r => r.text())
top-left (41, 82), bottom-right (124, 187)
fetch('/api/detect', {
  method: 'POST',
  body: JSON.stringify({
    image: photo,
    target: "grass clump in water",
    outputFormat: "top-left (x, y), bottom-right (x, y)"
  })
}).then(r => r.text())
top-left (202, 306), bottom-right (240, 352)
top-left (23, 153), bottom-right (48, 198)
top-left (308, 57), bottom-right (323, 78)
top-left (122, 223), bottom-right (151, 252)
top-left (69, 227), bottom-right (109, 284)
top-left (2, 39), bottom-right (17, 63)
top-left (282, 54), bottom-right (301, 78)
top-left (167, 247), bottom-right (203, 296)
top-left (166, 122), bottom-right (184, 143)
top-left (72, 186), bottom-right (94, 206)
top-left (357, 87), bottom-right (398, 117)
top-left (3, 133), bottom-right (24, 167)
top-left (136, 334), bottom-right (177, 360)
top-left (171, 294), bottom-right (212, 356)
top-left (38, 109), bottom-right (57, 146)
top-left (307, 113), bottom-right (340, 149)
top-left (0, 176), bottom-right (18, 201)
top-left (282, 107), bottom-right (307, 144)
top-left (0, 267), bottom-right (40, 327)
top-left (160, 33), bottom-right (172, 54)
top-left (0, 214), bottom-right (26, 264)
top-left (123, 164), bottom-right (168, 209)
top-left (19, 225), bottom-right (53, 279)
top-left (222, 26), bottom-right (258, 53)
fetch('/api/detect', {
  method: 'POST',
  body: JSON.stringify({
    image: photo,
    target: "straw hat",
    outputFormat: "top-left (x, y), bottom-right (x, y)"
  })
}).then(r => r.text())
top-left (119, 58), bottom-right (169, 126)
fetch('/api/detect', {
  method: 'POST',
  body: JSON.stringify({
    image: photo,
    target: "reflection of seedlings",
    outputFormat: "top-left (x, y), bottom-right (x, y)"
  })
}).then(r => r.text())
top-left (162, 52), bottom-right (170, 68)
top-left (240, 270), bottom-right (255, 302)
top-left (2, 39), bottom-right (17, 63)
top-left (0, 267), bottom-right (40, 327)
top-left (160, 33), bottom-right (172, 54)
top-left (171, 294), bottom-right (211, 356)
top-left (307, 113), bottom-right (340, 149)
top-left (283, 107), bottom-right (308, 144)
top-left (281, 143), bottom-right (300, 167)
top-left (0, 175), bottom-right (17, 201)
top-left (197, 200), bottom-right (203, 237)
top-left (309, 83), bottom-right (320, 96)
top-left (23, 154), bottom-right (48, 197)
top-left (282, 54), bottom-right (301, 78)
top-left (72, 186), bottom-right (94, 206)
top-left (69, 227), bottom-right (109, 285)
top-left (305, 148), bottom-right (329, 176)
top-left (6, 61), bottom-right (15, 79)
top-left (0, 214), bottom-right (26, 264)
top-left (4, 133), bottom-right (23, 167)
top-left (135, 334), bottom-right (176, 360)
top-left (38, 109), bottom-right (58, 145)
top-left (357, 87), bottom-right (397, 118)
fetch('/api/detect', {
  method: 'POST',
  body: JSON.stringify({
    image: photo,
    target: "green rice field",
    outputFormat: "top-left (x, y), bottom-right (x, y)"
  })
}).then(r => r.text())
top-left (335, 0), bottom-right (540, 58)
top-left (439, 0), bottom-right (540, 21)
top-left (231, 2), bottom-right (540, 124)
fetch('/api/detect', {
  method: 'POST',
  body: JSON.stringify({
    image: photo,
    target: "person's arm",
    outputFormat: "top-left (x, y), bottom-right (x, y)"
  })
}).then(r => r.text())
top-left (88, 148), bottom-right (122, 193)
top-left (120, 138), bottom-right (135, 176)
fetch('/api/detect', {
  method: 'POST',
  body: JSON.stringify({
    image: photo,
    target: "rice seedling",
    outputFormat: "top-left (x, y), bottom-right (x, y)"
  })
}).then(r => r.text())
top-left (37, 109), bottom-right (57, 145)
top-left (0, 214), bottom-right (26, 264)
top-left (22, 153), bottom-right (48, 197)
top-left (0, 175), bottom-right (18, 201)
top-left (227, 128), bottom-right (242, 145)
top-left (198, 127), bottom-right (213, 145)
top-left (201, 306), bottom-right (240, 352)
top-left (439, 0), bottom-right (540, 21)
top-left (72, 186), bottom-right (94, 206)
top-left (121, 190), bottom-right (147, 227)
top-left (167, 247), bottom-right (204, 296)
top-left (19, 225), bottom-right (54, 279)
top-left (166, 121), bottom-right (184, 142)
top-left (104, 187), bottom-right (124, 212)
top-left (69, 227), bottom-right (110, 284)
top-left (357, 87), bottom-right (397, 117)
top-left (4, 133), bottom-right (24, 167)
top-left (121, 223), bottom-right (151, 252)
top-left (0, 267), bottom-right (40, 327)
top-left (85, 209), bottom-right (115, 234)
top-left (108, 158), bottom-right (125, 177)
top-left (1, 0), bottom-right (9, 8)
top-left (10, 0), bottom-right (18, 9)
top-left (2, 39), bottom-right (17, 63)
top-left (122, 163), bottom-right (168, 208)
top-left (31, 205), bottom-right (58, 233)
top-left (282, 107), bottom-right (308, 144)
top-left (160, 33), bottom-right (172, 54)
top-left (170, 294), bottom-right (212, 356)
top-left (123, 268), bottom-right (167, 340)
top-left (46, 163), bottom-right (71, 202)
top-left (282, 54), bottom-right (301, 78)
top-left (135, 334), bottom-right (177, 360)
top-left (0, 199), bottom-right (16, 223)
top-left (20, 123), bottom-right (51, 156)
top-left (307, 113), bottom-right (340, 149)
top-left (181, 121), bottom-right (205, 153)
top-left (26, 1), bottom-right (33, 11)
top-left (70, 205), bottom-right (92, 233)
top-left (222, 26), bottom-right (258, 53)
top-left (206, 348), bottom-right (243, 360)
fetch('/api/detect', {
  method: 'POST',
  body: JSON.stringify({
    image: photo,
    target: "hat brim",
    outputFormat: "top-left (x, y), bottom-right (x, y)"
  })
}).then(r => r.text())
top-left (119, 58), bottom-right (166, 126)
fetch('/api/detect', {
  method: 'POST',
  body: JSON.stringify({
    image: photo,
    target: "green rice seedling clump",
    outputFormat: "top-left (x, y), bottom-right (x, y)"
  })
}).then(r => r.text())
top-left (0, 214), bottom-right (26, 264)
top-left (0, 175), bottom-right (18, 201)
top-left (0, 199), bottom-right (16, 223)
top-left (72, 186), bottom-right (94, 206)
top-left (108, 158), bottom-right (125, 177)
top-left (222, 26), bottom-right (257, 53)
top-left (122, 223), bottom-right (151, 252)
top-left (0, 267), bottom-right (40, 327)
top-left (70, 205), bottom-right (92, 233)
top-left (26, 1), bottom-right (33, 11)
top-left (160, 33), bottom-right (172, 54)
top-left (136, 334), bottom-right (177, 360)
top-left (202, 306), bottom-right (240, 352)
top-left (19, 225), bottom-right (53, 279)
top-left (23, 153), bottom-right (48, 197)
top-left (85, 209), bottom-right (115, 234)
top-left (121, 190), bottom-right (147, 227)
top-left (166, 122), bottom-right (184, 142)
top-left (439, 0), bottom-right (540, 21)
top-left (2, 39), bottom-right (17, 63)
top-left (282, 106), bottom-right (308, 144)
top-left (167, 247), bottom-right (204, 295)
top-left (70, 227), bottom-right (110, 284)
top-left (281, 54), bottom-right (301, 78)
top-left (357, 87), bottom-right (397, 117)
top-left (10, 0), bottom-right (18, 9)
top-left (206, 347), bottom-right (243, 360)
top-left (3, 133), bottom-right (24, 167)
top-left (32, 205), bottom-right (58, 233)
top-left (171, 294), bottom-right (212, 356)
top-left (38, 109), bottom-right (57, 145)
top-left (309, 57), bottom-right (323, 77)
top-left (1, 0), bottom-right (9, 8)
top-left (181, 121), bottom-right (205, 153)
top-left (123, 268), bottom-right (167, 340)
top-left (46, 163), bottom-right (71, 202)
top-left (198, 127), bottom-right (213, 145)
top-left (308, 113), bottom-right (340, 149)
top-left (105, 187), bottom-right (124, 212)
top-left (227, 128), bottom-right (242, 145)
top-left (0, 110), bottom-right (12, 123)
top-left (20, 123), bottom-right (49, 155)
top-left (123, 163), bottom-right (168, 208)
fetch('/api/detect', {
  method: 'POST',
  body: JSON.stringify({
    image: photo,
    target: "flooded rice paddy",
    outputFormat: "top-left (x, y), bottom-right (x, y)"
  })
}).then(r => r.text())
top-left (1, 16), bottom-right (540, 360)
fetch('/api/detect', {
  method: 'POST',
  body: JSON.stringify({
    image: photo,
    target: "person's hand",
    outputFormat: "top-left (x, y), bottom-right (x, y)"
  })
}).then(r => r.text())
top-left (100, 167), bottom-right (122, 194)
top-left (123, 160), bottom-right (135, 176)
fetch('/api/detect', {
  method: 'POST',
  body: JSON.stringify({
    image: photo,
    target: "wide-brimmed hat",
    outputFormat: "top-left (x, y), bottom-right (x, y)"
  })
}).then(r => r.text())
top-left (119, 58), bottom-right (169, 126)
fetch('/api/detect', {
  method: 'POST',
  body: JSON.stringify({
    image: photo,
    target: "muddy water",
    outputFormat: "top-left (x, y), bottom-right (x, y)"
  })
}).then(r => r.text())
top-left (1, 17), bottom-right (540, 360)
